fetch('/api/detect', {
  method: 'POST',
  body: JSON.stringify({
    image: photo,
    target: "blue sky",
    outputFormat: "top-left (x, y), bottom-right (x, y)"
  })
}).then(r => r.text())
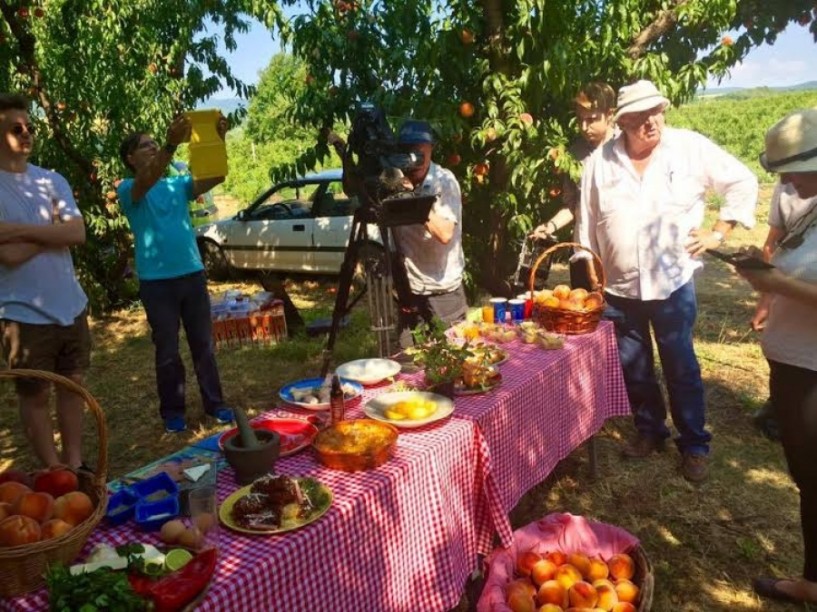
top-left (214, 20), bottom-right (816, 97)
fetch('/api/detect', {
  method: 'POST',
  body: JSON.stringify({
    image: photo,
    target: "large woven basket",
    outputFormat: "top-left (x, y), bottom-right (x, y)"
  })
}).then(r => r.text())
top-left (0, 369), bottom-right (108, 597)
top-left (529, 241), bottom-right (606, 335)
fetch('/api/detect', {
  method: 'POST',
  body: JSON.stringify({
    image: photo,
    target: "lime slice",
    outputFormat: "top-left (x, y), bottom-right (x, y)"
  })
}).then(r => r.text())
top-left (164, 548), bottom-right (193, 572)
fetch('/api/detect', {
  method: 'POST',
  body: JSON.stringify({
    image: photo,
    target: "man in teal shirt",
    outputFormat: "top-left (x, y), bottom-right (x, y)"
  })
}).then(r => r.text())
top-left (117, 114), bottom-right (233, 432)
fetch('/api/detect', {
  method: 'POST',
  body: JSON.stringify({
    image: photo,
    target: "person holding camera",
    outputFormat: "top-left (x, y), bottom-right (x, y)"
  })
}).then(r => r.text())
top-left (117, 114), bottom-right (234, 433)
top-left (391, 120), bottom-right (467, 347)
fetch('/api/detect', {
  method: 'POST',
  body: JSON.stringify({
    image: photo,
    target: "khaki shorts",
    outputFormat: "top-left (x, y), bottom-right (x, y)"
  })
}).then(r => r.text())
top-left (0, 310), bottom-right (91, 396)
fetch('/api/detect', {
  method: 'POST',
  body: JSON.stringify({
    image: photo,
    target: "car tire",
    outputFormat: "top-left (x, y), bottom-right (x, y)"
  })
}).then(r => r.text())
top-left (199, 240), bottom-right (231, 281)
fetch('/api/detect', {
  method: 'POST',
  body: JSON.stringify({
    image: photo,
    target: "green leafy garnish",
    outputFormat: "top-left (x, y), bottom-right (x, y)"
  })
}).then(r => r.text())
top-left (46, 564), bottom-right (146, 612)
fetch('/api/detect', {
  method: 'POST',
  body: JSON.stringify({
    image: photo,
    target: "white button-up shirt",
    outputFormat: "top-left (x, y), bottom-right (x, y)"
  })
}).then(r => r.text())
top-left (575, 127), bottom-right (758, 300)
top-left (391, 162), bottom-right (465, 295)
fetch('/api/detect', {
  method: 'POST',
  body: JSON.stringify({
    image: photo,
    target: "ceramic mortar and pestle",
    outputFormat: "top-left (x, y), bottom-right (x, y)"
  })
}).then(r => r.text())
top-left (223, 407), bottom-right (280, 485)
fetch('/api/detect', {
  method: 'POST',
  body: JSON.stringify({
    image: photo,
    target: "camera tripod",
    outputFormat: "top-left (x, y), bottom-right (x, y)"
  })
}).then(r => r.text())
top-left (319, 199), bottom-right (414, 378)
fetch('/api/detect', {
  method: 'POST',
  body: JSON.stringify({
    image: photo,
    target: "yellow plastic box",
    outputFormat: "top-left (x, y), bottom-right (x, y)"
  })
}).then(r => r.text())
top-left (184, 109), bottom-right (228, 180)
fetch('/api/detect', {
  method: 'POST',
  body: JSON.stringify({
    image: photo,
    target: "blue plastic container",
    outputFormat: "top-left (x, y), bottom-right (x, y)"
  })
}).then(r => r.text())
top-left (135, 495), bottom-right (180, 531)
top-left (129, 471), bottom-right (179, 503)
top-left (105, 488), bottom-right (138, 526)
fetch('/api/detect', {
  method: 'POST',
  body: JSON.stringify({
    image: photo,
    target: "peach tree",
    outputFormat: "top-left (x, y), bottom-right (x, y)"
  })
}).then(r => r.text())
top-left (0, 0), bottom-right (280, 310)
top-left (270, 0), bottom-right (816, 294)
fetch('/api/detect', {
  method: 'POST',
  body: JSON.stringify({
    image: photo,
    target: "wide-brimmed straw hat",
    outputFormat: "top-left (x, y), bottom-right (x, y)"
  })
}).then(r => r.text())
top-left (760, 108), bottom-right (817, 173)
top-left (614, 80), bottom-right (670, 122)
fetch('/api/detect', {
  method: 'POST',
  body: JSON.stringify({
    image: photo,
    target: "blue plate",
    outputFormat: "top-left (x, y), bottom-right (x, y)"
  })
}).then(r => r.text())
top-left (279, 377), bottom-right (364, 411)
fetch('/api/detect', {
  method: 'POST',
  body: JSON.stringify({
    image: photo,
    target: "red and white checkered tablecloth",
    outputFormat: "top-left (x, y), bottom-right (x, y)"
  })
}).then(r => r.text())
top-left (3, 321), bottom-right (628, 611)
top-left (447, 321), bottom-right (630, 547)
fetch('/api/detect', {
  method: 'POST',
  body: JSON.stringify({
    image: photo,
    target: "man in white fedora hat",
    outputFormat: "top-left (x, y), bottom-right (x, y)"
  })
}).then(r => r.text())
top-left (575, 79), bottom-right (758, 482)
top-left (736, 108), bottom-right (817, 605)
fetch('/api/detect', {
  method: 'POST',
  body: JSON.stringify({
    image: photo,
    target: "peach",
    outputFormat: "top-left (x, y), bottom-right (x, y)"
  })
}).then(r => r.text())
top-left (542, 295), bottom-right (561, 309)
top-left (33, 467), bottom-right (78, 498)
top-left (614, 579), bottom-right (639, 604)
top-left (569, 288), bottom-right (589, 302)
top-left (531, 557), bottom-right (559, 586)
top-left (584, 294), bottom-right (604, 310)
top-left (546, 551), bottom-right (568, 567)
top-left (0, 514), bottom-right (41, 546)
top-left (41, 518), bottom-right (73, 540)
top-left (507, 580), bottom-right (537, 612)
top-left (508, 578), bottom-right (537, 599)
top-left (553, 285), bottom-right (571, 300)
top-left (555, 564), bottom-right (582, 590)
top-left (611, 603), bottom-right (636, 612)
top-left (13, 491), bottom-right (54, 524)
top-left (592, 579), bottom-right (615, 590)
top-left (537, 605), bottom-right (563, 612)
top-left (53, 491), bottom-right (94, 526)
top-left (595, 583), bottom-right (619, 611)
top-left (0, 469), bottom-right (33, 488)
top-left (567, 552), bottom-right (591, 578)
top-left (607, 553), bottom-right (635, 581)
top-left (537, 579), bottom-right (568, 607)
top-left (0, 481), bottom-right (31, 505)
top-left (517, 550), bottom-right (544, 577)
top-left (568, 581), bottom-right (598, 608)
top-left (0, 502), bottom-right (12, 521)
top-left (586, 557), bottom-right (609, 582)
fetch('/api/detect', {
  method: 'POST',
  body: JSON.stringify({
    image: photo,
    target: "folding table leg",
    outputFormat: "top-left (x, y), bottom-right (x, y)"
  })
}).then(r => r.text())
top-left (587, 435), bottom-right (599, 480)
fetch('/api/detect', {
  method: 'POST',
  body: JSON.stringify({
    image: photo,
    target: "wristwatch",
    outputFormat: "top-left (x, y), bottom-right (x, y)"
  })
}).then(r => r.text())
top-left (163, 143), bottom-right (178, 155)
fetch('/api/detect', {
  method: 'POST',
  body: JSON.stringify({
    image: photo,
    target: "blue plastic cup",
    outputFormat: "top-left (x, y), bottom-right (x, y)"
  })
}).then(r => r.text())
top-left (489, 297), bottom-right (508, 324)
top-left (508, 299), bottom-right (525, 323)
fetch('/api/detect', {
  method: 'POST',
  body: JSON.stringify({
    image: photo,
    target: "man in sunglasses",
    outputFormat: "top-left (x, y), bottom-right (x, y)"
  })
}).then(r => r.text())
top-left (118, 114), bottom-right (234, 433)
top-left (574, 80), bottom-right (758, 482)
top-left (0, 93), bottom-right (91, 472)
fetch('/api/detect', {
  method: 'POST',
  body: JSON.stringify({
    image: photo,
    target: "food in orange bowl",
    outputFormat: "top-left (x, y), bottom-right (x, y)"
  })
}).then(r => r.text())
top-left (314, 419), bottom-right (398, 472)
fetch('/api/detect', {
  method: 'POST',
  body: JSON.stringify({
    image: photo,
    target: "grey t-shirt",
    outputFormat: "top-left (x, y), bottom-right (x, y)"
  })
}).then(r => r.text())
top-left (0, 164), bottom-right (87, 325)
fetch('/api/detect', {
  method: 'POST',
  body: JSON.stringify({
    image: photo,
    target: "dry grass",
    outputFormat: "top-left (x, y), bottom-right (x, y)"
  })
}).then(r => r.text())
top-left (0, 184), bottom-right (809, 610)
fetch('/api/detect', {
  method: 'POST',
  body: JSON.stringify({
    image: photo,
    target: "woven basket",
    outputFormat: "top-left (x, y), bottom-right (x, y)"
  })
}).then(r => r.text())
top-left (0, 369), bottom-right (108, 597)
top-left (633, 544), bottom-right (655, 611)
top-left (528, 241), bottom-right (606, 335)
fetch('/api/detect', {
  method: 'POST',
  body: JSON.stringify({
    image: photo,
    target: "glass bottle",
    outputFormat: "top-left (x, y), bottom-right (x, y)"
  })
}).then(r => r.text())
top-left (330, 374), bottom-right (345, 425)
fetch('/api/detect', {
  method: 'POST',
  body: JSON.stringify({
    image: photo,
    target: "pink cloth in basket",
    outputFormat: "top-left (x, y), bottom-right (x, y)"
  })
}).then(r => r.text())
top-left (477, 513), bottom-right (640, 611)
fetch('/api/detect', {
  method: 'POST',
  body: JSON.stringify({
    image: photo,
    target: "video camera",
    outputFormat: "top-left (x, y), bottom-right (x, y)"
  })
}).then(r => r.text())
top-left (344, 103), bottom-right (435, 227)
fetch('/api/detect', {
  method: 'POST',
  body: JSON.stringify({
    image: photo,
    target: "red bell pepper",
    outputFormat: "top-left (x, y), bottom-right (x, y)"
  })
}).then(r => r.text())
top-left (148, 548), bottom-right (217, 612)
top-left (127, 573), bottom-right (154, 598)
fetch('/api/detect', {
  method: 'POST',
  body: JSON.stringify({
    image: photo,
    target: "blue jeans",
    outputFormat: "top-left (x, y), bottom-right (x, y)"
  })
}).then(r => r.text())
top-left (604, 281), bottom-right (710, 455)
top-left (139, 271), bottom-right (225, 420)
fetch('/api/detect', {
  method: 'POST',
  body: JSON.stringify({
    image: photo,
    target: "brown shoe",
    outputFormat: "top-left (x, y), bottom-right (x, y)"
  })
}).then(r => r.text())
top-left (681, 453), bottom-right (708, 482)
top-left (622, 434), bottom-right (665, 459)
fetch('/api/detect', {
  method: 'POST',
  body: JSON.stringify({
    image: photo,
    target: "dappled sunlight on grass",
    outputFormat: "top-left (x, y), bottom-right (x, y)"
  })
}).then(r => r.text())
top-left (744, 467), bottom-right (798, 490)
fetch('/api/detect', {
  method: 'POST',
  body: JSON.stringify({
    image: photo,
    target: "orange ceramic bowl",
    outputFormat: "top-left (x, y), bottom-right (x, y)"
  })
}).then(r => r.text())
top-left (313, 419), bottom-right (398, 472)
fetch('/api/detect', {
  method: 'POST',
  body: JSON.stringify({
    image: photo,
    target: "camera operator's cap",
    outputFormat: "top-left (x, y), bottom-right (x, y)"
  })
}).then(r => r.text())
top-left (613, 80), bottom-right (669, 122)
top-left (760, 108), bottom-right (817, 173)
top-left (397, 120), bottom-right (435, 144)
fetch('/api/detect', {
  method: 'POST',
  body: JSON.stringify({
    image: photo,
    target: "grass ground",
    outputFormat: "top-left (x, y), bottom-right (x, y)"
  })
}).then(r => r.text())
top-left (0, 184), bottom-right (808, 610)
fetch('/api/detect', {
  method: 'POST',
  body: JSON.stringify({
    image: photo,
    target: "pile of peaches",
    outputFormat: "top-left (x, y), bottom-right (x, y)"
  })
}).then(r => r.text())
top-left (505, 549), bottom-right (640, 612)
top-left (533, 286), bottom-right (604, 313)
top-left (0, 467), bottom-right (95, 548)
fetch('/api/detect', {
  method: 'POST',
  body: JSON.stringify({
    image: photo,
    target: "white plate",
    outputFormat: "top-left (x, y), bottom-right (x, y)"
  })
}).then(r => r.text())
top-left (279, 377), bottom-right (363, 411)
top-left (364, 391), bottom-right (454, 429)
top-left (335, 358), bottom-right (402, 385)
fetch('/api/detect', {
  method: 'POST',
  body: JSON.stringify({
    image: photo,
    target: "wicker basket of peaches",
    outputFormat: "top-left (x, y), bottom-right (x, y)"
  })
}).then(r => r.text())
top-left (529, 242), bottom-right (606, 335)
top-left (0, 370), bottom-right (108, 597)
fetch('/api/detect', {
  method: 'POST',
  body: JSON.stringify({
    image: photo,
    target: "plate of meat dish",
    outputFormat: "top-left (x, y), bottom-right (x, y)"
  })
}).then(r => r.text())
top-left (219, 474), bottom-right (333, 535)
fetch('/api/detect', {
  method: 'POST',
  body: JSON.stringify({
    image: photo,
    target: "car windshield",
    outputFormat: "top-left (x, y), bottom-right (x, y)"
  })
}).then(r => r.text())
top-left (251, 182), bottom-right (321, 219)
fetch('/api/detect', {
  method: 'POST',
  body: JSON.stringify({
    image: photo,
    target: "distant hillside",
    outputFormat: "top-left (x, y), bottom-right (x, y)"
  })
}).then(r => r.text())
top-left (700, 80), bottom-right (817, 97)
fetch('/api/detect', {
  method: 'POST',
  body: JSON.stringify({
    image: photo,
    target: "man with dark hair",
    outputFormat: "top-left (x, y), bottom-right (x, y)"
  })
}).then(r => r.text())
top-left (391, 120), bottom-right (467, 347)
top-left (531, 81), bottom-right (616, 289)
top-left (117, 114), bottom-right (234, 433)
top-left (0, 93), bottom-right (91, 470)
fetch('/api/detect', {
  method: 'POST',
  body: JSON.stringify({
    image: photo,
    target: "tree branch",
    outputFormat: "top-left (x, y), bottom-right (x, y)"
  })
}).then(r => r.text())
top-left (627, 0), bottom-right (690, 59)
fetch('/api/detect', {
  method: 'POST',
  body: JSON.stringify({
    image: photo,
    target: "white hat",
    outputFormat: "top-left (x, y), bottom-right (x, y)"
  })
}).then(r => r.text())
top-left (760, 108), bottom-right (817, 173)
top-left (614, 80), bottom-right (670, 122)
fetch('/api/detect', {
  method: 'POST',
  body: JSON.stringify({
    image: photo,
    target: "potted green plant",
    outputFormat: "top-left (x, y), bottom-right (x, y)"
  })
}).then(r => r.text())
top-left (409, 320), bottom-right (473, 399)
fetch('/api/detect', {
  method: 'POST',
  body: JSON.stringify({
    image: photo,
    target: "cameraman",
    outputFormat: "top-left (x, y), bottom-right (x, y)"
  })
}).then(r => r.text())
top-left (391, 120), bottom-right (467, 347)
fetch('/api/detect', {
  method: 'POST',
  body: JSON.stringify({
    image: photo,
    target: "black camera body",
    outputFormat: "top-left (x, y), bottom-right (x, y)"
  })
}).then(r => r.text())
top-left (344, 103), bottom-right (433, 226)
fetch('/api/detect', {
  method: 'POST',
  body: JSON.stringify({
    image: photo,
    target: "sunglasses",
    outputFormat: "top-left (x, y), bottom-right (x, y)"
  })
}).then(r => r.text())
top-left (10, 123), bottom-right (36, 136)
